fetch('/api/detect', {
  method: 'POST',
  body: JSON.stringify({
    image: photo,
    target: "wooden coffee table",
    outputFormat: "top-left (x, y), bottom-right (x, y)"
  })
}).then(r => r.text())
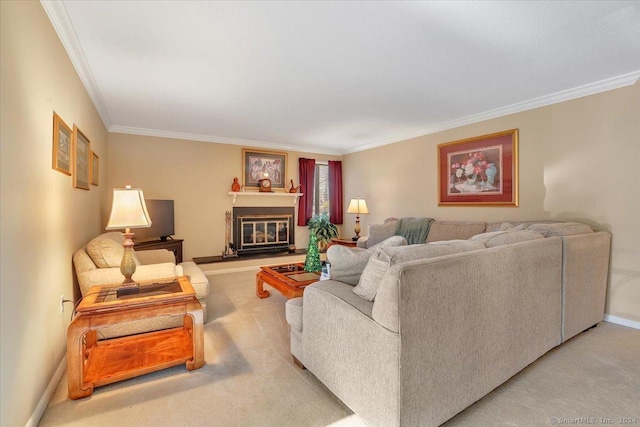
top-left (256, 262), bottom-right (321, 299)
top-left (66, 276), bottom-right (204, 399)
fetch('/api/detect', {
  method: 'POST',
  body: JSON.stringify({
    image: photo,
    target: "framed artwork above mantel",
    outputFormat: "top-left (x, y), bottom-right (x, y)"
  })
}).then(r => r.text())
top-left (437, 129), bottom-right (518, 206)
top-left (242, 148), bottom-right (287, 191)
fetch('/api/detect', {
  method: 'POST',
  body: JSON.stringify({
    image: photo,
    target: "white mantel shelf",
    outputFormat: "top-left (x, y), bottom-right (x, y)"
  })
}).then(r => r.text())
top-left (228, 192), bottom-right (303, 205)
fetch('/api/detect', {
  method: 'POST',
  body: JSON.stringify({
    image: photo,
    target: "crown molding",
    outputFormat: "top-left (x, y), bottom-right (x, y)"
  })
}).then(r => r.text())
top-left (41, 0), bottom-right (112, 129)
top-left (109, 125), bottom-right (343, 156)
top-left (345, 70), bottom-right (640, 154)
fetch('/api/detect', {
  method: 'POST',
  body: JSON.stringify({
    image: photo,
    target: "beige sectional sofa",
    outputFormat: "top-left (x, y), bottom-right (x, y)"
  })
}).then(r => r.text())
top-left (73, 232), bottom-right (210, 337)
top-left (285, 219), bottom-right (611, 426)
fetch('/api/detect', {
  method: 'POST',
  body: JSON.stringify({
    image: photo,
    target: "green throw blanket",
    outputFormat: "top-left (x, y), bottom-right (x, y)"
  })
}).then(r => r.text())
top-left (395, 217), bottom-right (434, 245)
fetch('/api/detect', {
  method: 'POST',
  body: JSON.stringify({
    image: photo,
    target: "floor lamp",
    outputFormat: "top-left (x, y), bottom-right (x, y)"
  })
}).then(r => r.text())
top-left (347, 197), bottom-right (369, 241)
top-left (106, 185), bottom-right (152, 295)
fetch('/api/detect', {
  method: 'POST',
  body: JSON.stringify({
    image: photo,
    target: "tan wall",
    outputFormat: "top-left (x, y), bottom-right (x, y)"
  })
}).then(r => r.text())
top-left (0, 2), bottom-right (109, 426)
top-left (343, 82), bottom-right (640, 323)
top-left (107, 133), bottom-right (342, 260)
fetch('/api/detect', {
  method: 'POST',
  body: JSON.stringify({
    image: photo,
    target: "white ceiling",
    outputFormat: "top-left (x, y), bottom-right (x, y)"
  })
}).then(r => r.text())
top-left (43, 1), bottom-right (640, 155)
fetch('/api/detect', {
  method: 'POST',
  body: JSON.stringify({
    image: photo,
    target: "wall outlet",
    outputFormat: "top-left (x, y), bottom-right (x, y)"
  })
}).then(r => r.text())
top-left (60, 295), bottom-right (65, 315)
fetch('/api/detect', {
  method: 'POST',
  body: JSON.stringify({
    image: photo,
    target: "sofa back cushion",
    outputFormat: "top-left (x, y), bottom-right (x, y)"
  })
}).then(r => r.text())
top-left (425, 221), bottom-right (486, 243)
top-left (527, 222), bottom-right (594, 237)
top-left (353, 240), bottom-right (485, 301)
top-left (327, 235), bottom-right (407, 285)
top-left (469, 230), bottom-right (544, 247)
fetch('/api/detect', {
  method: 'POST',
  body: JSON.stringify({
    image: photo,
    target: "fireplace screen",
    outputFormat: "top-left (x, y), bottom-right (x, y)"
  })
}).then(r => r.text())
top-left (241, 218), bottom-right (290, 246)
top-left (233, 207), bottom-right (295, 255)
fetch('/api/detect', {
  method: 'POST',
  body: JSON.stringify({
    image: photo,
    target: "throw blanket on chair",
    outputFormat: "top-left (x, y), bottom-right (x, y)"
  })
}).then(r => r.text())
top-left (395, 217), bottom-right (434, 245)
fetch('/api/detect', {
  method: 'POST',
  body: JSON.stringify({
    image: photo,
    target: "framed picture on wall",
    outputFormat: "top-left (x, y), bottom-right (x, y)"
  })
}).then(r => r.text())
top-left (52, 112), bottom-right (72, 175)
top-left (437, 129), bottom-right (518, 206)
top-left (90, 151), bottom-right (99, 186)
top-left (73, 125), bottom-right (91, 190)
top-left (242, 148), bottom-right (287, 191)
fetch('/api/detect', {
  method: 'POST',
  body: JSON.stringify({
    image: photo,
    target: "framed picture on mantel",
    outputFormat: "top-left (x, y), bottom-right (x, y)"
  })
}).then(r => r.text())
top-left (242, 148), bottom-right (287, 191)
top-left (437, 129), bottom-right (518, 206)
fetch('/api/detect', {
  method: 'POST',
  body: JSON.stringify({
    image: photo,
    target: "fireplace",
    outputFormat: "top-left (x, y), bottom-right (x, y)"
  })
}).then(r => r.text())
top-left (232, 207), bottom-right (295, 256)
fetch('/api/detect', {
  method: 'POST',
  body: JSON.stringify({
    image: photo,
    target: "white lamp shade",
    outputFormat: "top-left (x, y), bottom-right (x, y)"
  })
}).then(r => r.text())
top-left (106, 187), bottom-right (152, 230)
top-left (347, 198), bottom-right (369, 215)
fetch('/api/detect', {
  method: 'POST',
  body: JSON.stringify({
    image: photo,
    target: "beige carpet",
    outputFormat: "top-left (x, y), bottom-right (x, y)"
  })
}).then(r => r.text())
top-left (39, 271), bottom-right (640, 427)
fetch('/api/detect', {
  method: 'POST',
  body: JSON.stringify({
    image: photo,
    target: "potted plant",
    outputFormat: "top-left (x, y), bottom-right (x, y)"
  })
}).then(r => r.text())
top-left (308, 213), bottom-right (338, 252)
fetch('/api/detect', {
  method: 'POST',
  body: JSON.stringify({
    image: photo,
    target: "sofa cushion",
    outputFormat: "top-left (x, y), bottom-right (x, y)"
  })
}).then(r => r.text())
top-left (527, 222), bottom-right (594, 237)
top-left (353, 240), bottom-right (485, 301)
top-left (86, 232), bottom-right (128, 268)
top-left (367, 219), bottom-right (398, 247)
top-left (286, 297), bottom-right (304, 332)
top-left (425, 221), bottom-right (486, 243)
top-left (327, 235), bottom-right (407, 285)
top-left (470, 230), bottom-right (545, 247)
top-left (179, 261), bottom-right (210, 300)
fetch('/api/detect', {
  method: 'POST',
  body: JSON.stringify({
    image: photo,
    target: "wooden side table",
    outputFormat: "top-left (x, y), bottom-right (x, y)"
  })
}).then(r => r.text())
top-left (66, 276), bottom-right (204, 399)
top-left (329, 238), bottom-right (358, 248)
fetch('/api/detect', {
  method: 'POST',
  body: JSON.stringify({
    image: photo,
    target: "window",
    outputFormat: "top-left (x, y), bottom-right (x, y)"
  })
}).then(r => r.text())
top-left (312, 163), bottom-right (329, 217)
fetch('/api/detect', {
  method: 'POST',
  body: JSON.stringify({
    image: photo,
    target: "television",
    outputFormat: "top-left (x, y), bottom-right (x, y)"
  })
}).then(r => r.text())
top-left (134, 199), bottom-right (175, 242)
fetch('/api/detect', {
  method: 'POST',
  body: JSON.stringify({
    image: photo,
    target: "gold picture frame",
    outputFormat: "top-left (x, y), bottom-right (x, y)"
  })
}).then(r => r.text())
top-left (52, 112), bottom-right (72, 175)
top-left (73, 125), bottom-right (91, 190)
top-left (90, 151), bottom-right (99, 186)
top-left (437, 129), bottom-right (518, 206)
top-left (242, 148), bottom-right (288, 191)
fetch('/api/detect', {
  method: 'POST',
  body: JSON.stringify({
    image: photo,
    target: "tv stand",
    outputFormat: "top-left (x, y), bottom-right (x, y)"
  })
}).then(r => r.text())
top-left (135, 239), bottom-right (183, 263)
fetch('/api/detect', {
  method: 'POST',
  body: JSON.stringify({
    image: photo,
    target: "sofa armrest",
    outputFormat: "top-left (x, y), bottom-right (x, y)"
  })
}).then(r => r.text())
top-left (77, 262), bottom-right (180, 296)
top-left (135, 249), bottom-right (176, 265)
top-left (561, 231), bottom-right (611, 342)
top-left (356, 237), bottom-right (368, 248)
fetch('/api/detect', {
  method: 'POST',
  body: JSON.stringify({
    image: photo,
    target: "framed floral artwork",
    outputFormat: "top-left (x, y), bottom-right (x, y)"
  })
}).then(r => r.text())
top-left (90, 151), bottom-right (99, 186)
top-left (73, 125), bottom-right (91, 190)
top-left (437, 129), bottom-right (518, 206)
top-left (52, 112), bottom-right (72, 175)
top-left (242, 148), bottom-right (287, 191)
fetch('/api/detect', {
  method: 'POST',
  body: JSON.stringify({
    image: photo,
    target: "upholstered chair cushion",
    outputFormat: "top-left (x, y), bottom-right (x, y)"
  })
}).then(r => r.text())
top-left (527, 222), bottom-right (594, 237)
top-left (353, 240), bottom-right (485, 301)
top-left (470, 230), bottom-right (545, 247)
top-left (286, 297), bottom-right (304, 332)
top-left (425, 221), bottom-right (486, 243)
top-left (327, 235), bottom-right (407, 285)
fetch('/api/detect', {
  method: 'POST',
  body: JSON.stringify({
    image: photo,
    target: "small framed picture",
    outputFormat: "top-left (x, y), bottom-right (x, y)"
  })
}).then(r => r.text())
top-left (438, 129), bottom-right (518, 206)
top-left (73, 125), bottom-right (91, 190)
top-left (242, 148), bottom-right (287, 191)
top-left (52, 112), bottom-right (72, 175)
top-left (90, 151), bottom-right (99, 186)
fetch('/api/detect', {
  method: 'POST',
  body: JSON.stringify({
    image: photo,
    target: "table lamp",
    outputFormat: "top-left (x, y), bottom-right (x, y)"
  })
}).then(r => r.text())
top-left (106, 185), bottom-right (152, 295)
top-left (347, 197), bottom-right (369, 241)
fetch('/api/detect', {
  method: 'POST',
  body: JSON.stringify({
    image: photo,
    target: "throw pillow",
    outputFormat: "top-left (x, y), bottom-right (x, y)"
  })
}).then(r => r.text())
top-left (86, 232), bottom-right (126, 268)
top-left (367, 219), bottom-right (398, 247)
top-left (327, 235), bottom-right (407, 285)
top-left (469, 230), bottom-right (544, 247)
top-left (527, 222), bottom-right (594, 237)
top-left (353, 240), bottom-right (485, 301)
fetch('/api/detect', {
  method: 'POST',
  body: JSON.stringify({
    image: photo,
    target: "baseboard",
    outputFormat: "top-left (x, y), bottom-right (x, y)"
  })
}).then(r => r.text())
top-left (26, 356), bottom-right (66, 427)
top-left (604, 314), bottom-right (640, 330)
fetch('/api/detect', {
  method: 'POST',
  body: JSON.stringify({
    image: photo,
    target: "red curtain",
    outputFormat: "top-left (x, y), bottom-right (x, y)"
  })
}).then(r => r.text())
top-left (328, 160), bottom-right (343, 224)
top-left (297, 158), bottom-right (316, 226)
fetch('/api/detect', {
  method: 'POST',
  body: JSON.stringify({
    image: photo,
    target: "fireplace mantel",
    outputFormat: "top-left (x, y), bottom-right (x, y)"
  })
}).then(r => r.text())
top-left (228, 192), bottom-right (303, 205)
